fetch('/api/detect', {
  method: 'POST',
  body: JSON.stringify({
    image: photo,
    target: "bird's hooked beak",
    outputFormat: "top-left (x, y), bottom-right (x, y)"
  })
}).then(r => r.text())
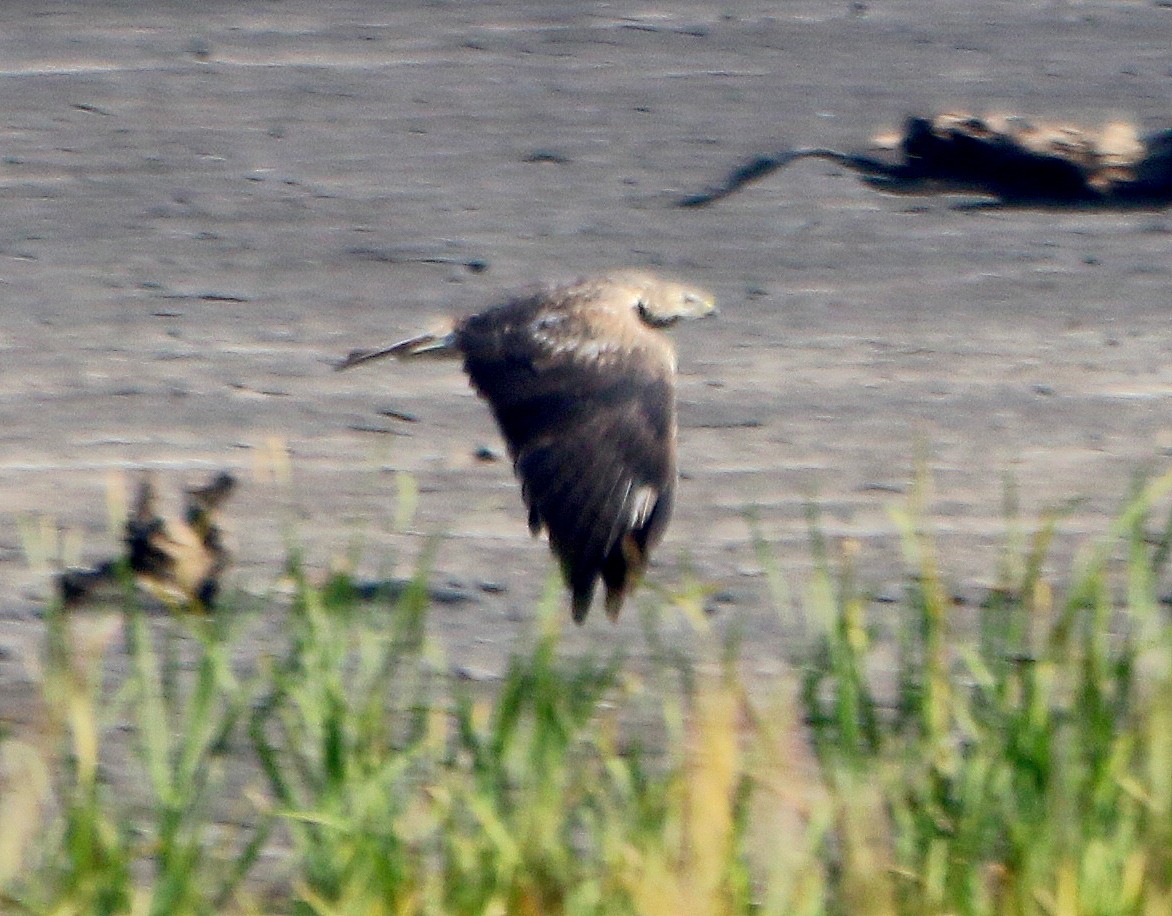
top-left (683, 290), bottom-right (719, 320)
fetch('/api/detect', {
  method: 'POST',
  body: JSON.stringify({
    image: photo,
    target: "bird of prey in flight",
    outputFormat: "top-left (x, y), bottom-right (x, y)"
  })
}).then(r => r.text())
top-left (679, 111), bottom-right (1172, 208)
top-left (338, 270), bottom-right (717, 622)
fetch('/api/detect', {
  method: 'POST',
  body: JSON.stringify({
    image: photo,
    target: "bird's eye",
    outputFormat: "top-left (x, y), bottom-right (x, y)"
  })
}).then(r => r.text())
top-left (635, 298), bottom-right (660, 323)
top-left (636, 298), bottom-right (665, 324)
top-left (636, 299), bottom-right (677, 328)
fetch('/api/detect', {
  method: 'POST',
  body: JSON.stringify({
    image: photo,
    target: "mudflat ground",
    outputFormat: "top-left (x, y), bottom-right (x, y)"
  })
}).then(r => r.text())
top-left (2, 1), bottom-right (1172, 721)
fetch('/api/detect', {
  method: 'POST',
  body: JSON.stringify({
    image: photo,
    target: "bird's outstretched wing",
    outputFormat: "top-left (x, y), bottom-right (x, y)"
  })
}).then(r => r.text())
top-left (456, 295), bottom-right (676, 621)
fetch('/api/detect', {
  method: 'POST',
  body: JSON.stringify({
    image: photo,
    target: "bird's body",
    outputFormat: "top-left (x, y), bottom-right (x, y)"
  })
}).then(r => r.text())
top-left (338, 271), bottom-right (716, 622)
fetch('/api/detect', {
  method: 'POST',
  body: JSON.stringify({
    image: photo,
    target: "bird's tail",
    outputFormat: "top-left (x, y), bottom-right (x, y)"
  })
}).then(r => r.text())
top-left (335, 328), bottom-right (458, 371)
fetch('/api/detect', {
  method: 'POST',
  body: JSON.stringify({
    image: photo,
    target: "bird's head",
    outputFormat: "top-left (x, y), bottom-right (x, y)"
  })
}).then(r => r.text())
top-left (606, 270), bottom-right (718, 328)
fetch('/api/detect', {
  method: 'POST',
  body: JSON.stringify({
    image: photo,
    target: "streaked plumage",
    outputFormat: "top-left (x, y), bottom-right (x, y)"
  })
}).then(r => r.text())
top-left (338, 270), bottom-right (717, 622)
top-left (679, 111), bottom-right (1172, 208)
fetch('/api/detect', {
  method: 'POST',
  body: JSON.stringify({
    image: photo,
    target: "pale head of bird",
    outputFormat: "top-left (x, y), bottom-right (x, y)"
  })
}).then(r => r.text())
top-left (603, 270), bottom-right (718, 328)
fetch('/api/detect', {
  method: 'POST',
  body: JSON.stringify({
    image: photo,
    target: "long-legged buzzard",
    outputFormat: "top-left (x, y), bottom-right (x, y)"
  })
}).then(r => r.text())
top-left (338, 270), bottom-right (717, 622)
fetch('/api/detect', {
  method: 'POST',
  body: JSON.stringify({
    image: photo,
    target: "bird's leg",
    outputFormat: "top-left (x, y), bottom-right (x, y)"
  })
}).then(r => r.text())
top-left (336, 327), bottom-right (458, 370)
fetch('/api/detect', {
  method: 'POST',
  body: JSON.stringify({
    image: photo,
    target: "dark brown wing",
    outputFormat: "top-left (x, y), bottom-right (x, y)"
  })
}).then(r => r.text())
top-left (456, 297), bottom-right (676, 622)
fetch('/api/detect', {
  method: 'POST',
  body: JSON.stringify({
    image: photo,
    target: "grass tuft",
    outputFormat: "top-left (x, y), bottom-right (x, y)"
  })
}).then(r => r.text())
top-left (3, 472), bottom-right (1171, 913)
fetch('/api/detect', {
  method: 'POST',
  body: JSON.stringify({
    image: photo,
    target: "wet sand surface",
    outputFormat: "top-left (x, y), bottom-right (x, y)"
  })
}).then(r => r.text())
top-left (2, 1), bottom-right (1172, 734)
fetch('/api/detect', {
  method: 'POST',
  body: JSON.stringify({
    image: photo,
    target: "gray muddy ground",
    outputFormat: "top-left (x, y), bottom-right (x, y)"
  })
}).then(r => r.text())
top-left (2, 1), bottom-right (1172, 735)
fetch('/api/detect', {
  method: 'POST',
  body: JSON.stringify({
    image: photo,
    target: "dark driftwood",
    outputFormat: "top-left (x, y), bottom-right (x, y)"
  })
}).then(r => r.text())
top-left (59, 471), bottom-right (236, 611)
top-left (679, 113), bottom-right (1172, 208)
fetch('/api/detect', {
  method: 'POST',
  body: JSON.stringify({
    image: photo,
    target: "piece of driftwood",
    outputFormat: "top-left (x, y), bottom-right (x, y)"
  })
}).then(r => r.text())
top-left (59, 471), bottom-right (236, 611)
top-left (679, 112), bottom-right (1172, 208)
